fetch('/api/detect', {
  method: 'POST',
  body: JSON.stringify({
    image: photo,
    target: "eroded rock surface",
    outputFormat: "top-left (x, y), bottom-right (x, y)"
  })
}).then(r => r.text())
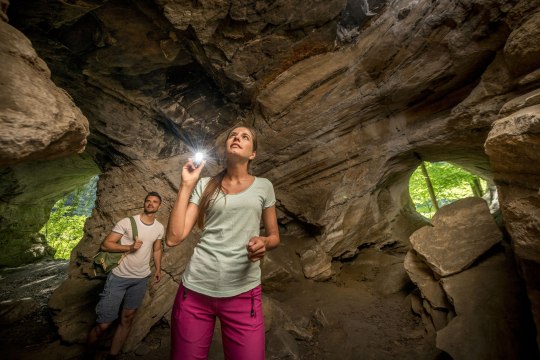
top-left (410, 197), bottom-right (502, 277)
top-left (0, 16), bottom-right (89, 166)
top-left (406, 200), bottom-right (537, 359)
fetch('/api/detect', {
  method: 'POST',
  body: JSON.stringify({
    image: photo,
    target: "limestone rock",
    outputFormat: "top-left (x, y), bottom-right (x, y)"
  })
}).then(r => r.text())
top-left (422, 299), bottom-right (449, 331)
top-left (404, 251), bottom-right (450, 310)
top-left (47, 277), bottom-right (103, 343)
top-left (504, 11), bottom-right (540, 76)
top-left (262, 255), bottom-right (296, 292)
top-left (162, 0), bottom-right (345, 102)
top-left (266, 328), bottom-right (300, 360)
top-left (410, 197), bottom-right (503, 277)
top-left (263, 295), bottom-right (314, 341)
top-left (485, 104), bottom-right (540, 193)
top-left (298, 244), bottom-right (333, 281)
top-left (485, 96), bottom-right (540, 351)
top-left (373, 261), bottom-right (411, 295)
top-left (0, 19), bottom-right (88, 166)
top-left (437, 252), bottom-right (535, 360)
top-left (0, 298), bottom-right (39, 326)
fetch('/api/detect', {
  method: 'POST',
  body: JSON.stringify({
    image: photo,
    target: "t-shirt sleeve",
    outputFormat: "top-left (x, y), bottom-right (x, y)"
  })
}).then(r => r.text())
top-left (112, 217), bottom-right (129, 235)
top-left (263, 179), bottom-right (276, 209)
top-left (189, 178), bottom-right (205, 205)
top-left (158, 224), bottom-right (165, 240)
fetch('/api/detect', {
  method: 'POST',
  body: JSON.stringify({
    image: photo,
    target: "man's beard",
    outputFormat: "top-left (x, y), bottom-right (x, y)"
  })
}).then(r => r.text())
top-left (144, 207), bottom-right (158, 215)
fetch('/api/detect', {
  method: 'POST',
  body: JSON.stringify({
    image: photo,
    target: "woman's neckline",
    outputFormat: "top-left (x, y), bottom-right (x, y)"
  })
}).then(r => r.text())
top-left (220, 176), bottom-right (257, 196)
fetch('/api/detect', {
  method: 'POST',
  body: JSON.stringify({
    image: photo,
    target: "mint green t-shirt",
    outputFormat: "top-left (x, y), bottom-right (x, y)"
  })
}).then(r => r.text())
top-left (182, 177), bottom-right (276, 297)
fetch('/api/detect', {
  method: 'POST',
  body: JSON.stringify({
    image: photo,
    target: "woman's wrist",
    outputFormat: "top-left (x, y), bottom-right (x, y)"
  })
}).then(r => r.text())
top-left (179, 180), bottom-right (196, 192)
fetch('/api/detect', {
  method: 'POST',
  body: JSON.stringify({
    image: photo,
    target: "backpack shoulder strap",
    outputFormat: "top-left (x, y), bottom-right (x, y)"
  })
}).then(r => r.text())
top-left (129, 216), bottom-right (138, 241)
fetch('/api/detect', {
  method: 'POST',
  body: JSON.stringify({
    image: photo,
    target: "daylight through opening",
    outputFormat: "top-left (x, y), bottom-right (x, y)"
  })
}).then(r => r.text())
top-left (40, 176), bottom-right (98, 259)
top-left (408, 162), bottom-right (494, 219)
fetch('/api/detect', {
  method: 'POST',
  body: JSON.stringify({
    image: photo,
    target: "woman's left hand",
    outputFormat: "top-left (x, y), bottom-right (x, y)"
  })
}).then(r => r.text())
top-left (247, 237), bottom-right (267, 262)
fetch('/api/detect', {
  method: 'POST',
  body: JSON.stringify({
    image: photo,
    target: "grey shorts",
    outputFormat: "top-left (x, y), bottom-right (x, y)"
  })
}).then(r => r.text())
top-left (96, 272), bottom-right (150, 324)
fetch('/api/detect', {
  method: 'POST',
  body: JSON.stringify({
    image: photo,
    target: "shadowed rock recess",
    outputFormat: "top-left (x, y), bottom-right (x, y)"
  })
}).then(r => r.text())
top-left (0, 0), bottom-right (539, 358)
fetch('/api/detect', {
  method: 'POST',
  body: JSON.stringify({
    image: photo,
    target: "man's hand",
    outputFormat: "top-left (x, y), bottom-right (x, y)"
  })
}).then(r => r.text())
top-left (246, 237), bottom-right (267, 262)
top-left (130, 239), bottom-right (143, 252)
top-left (154, 269), bottom-right (161, 283)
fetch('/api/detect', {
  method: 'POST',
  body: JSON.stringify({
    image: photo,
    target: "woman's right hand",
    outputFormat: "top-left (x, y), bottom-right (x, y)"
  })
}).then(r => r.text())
top-left (181, 158), bottom-right (205, 188)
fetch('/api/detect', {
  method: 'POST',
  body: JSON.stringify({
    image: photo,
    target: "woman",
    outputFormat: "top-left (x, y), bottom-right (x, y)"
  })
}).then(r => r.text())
top-left (166, 126), bottom-right (280, 360)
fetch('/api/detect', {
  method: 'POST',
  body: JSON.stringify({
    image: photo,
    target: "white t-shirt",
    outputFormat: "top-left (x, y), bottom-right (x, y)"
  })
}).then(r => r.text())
top-left (111, 214), bottom-right (164, 279)
top-left (182, 177), bottom-right (276, 297)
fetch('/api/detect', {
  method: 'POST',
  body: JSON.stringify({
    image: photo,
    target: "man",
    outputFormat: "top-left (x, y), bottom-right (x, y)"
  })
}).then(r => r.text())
top-left (86, 192), bottom-right (165, 360)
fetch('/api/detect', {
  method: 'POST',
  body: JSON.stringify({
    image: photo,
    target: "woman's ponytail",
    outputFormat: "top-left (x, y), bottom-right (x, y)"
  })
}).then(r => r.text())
top-left (197, 169), bottom-right (226, 229)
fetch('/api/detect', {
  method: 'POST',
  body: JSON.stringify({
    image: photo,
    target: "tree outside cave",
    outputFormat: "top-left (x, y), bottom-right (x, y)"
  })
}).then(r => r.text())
top-left (409, 162), bottom-right (488, 219)
top-left (40, 176), bottom-right (98, 259)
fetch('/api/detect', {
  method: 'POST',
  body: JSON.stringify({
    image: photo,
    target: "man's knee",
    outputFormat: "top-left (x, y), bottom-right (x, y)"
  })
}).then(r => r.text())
top-left (87, 322), bottom-right (111, 345)
top-left (120, 309), bottom-right (137, 326)
top-left (93, 322), bottom-right (111, 335)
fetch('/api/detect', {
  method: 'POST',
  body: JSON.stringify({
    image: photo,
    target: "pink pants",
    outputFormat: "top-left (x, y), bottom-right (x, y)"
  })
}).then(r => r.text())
top-left (171, 283), bottom-right (265, 360)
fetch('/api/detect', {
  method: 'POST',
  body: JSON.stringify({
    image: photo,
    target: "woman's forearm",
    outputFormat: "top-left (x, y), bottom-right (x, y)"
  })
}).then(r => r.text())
top-left (263, 233), bottom-right (280, 251)
top-left (166, 184), bottom-right (194, 246)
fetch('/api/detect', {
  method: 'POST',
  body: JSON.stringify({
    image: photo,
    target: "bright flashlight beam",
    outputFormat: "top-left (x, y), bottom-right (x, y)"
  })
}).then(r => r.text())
top-left (194, 152), bottom-right (204, 167)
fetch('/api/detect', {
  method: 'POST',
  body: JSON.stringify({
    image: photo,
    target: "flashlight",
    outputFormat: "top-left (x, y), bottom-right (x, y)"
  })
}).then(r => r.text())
top-left (193, 152), bottom-right (204, 168)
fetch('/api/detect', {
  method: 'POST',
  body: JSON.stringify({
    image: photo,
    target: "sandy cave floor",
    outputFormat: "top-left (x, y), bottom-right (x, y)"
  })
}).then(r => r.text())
top-left (0, 240), bottom-right (445, 360)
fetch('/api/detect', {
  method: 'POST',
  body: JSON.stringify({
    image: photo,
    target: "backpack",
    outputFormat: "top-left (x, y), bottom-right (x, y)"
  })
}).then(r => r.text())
top-left (92, 216), bottom-right (138, 275)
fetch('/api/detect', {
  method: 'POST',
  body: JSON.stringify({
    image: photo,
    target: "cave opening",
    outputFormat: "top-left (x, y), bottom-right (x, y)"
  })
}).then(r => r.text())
top-left (0, 154), bottom-right (100, 267)
top-left (408, 161), bottom-right (496, 219)
top-left (40, 175), bottom-right (98, 260)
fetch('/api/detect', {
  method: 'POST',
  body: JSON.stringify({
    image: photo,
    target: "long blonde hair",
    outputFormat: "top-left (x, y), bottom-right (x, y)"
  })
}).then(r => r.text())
top-left (197, 126), bottom-right (258, 229)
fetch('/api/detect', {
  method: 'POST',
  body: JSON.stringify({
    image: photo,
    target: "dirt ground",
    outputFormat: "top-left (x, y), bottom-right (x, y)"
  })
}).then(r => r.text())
top-left (0, 239), bottom-right (444, 360)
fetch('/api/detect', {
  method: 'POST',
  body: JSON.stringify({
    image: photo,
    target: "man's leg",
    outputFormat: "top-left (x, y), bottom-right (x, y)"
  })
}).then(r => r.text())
top-left (109, 309), bottom-right (137, 355)
top-left (87, 322), bottom-right (112, 346)
top-left (107, 276), bottom-right (149, 356)
top-left (85, 273), bottom-right (126, 358)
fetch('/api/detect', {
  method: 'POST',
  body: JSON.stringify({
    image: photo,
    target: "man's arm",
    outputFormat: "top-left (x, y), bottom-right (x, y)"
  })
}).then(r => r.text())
top-left (153, 239), bottom-right (162, 283)
top-left (101, 231), bottom-right (142, 252)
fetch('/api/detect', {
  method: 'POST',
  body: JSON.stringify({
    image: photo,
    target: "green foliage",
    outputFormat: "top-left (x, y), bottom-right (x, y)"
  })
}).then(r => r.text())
top-left (409, 162), bottom-right (487, 218)
top-left (40, 201), bottom-right (87, 259)
top-left (40, 176), bottom-right (98, 259)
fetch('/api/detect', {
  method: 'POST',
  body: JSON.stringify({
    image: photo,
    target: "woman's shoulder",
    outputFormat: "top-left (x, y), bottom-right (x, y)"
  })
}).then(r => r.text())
top-left (255, 177), bottom-right (274, 187)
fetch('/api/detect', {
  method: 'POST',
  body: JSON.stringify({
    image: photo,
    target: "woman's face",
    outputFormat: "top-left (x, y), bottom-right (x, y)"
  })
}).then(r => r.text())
top-left (225, 127), bottom-right (256, 161)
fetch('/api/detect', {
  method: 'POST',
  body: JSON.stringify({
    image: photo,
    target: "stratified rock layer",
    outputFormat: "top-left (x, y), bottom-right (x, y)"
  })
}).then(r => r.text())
top-left (410, 197), bottom-right (502, 277)
top-left (0, 18), bottom-right (88, 166)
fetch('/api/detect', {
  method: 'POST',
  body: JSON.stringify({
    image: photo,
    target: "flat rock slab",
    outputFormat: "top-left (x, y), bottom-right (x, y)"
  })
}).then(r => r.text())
top-left (404, 250), bottom-right (450, 310)
top-left (410, 197), bottom-right (502, 277)
top-left (437, 251), bottom-right (536, 360)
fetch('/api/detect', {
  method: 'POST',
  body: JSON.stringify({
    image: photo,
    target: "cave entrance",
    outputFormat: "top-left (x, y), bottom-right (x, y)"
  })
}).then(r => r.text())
top-left (39, 175), bottom-right (98, 259)
top-left (408, 161), bottom-right (494, 219)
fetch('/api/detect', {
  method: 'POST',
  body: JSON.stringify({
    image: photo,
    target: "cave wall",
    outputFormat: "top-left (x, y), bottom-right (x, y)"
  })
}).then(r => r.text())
top-left (0, 3), bottom-right (94, 266)
top-left (1, 0), bottom-right (539, 353)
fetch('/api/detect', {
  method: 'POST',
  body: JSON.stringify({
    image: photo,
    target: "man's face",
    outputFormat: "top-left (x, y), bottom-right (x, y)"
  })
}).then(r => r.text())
top-left (144, 196), bottom-right (161, 214)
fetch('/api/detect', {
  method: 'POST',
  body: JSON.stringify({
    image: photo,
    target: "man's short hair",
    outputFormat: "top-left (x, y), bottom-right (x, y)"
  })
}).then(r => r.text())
top-left (145, 191), bottom-right (162, 204)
